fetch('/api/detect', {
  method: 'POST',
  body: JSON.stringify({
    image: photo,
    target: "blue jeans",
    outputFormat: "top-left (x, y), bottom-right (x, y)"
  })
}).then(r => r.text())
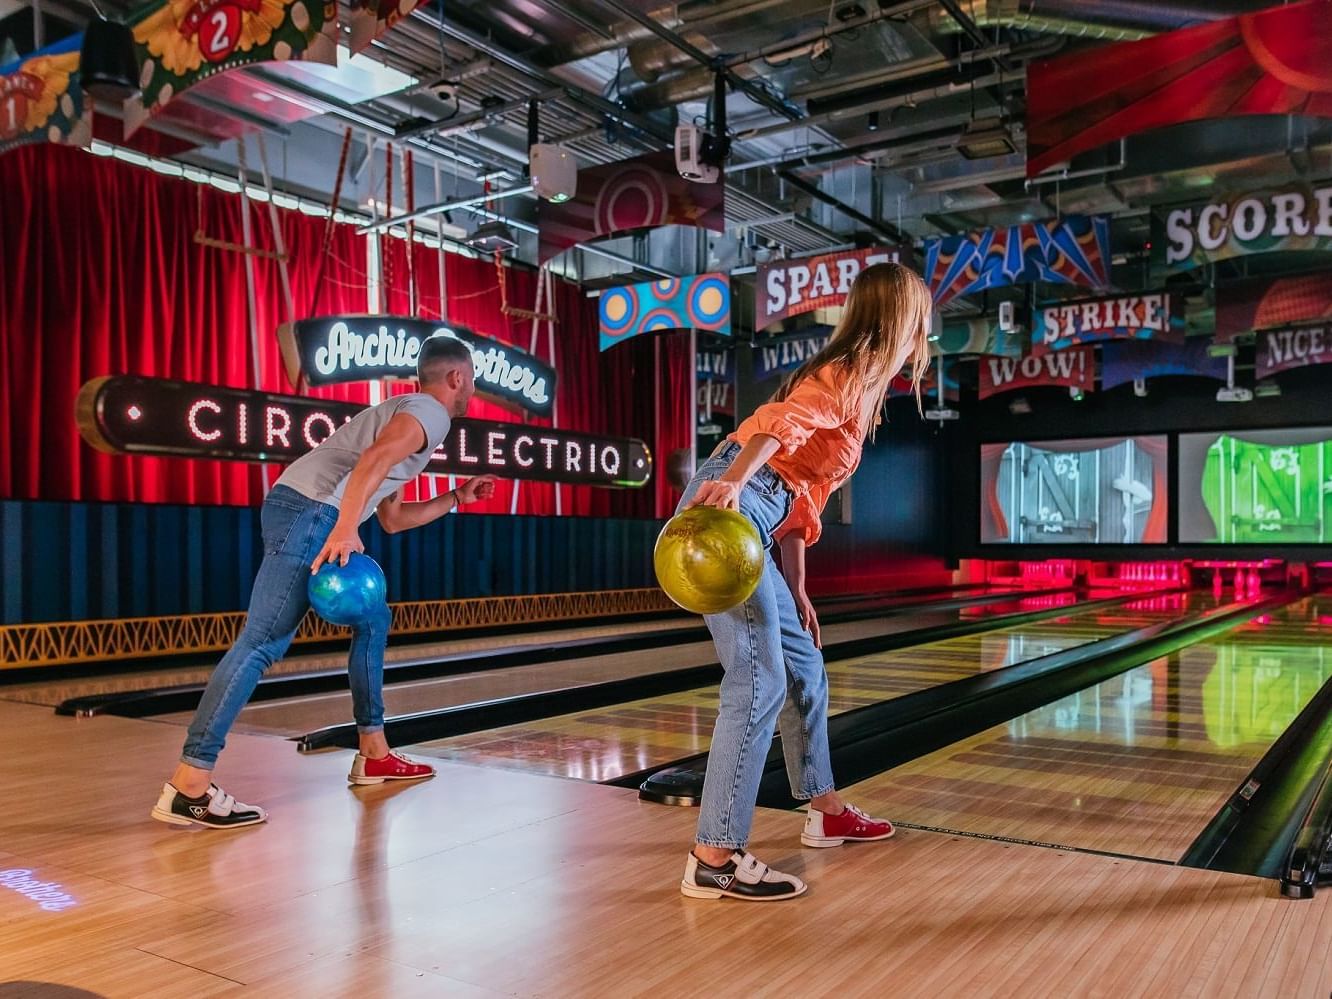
top-left (180, 485), bottom-right (391, 769)
top-left (681, 443), bottom-right (836, 849)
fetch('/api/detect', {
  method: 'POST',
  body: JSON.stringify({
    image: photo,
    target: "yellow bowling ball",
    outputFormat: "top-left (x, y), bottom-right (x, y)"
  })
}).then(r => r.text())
top-left (654, 506), bottom-right (764, 614)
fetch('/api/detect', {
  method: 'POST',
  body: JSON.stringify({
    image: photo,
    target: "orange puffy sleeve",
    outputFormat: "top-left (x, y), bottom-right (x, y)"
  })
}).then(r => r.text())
top-left (775, 480), bottom-right (836, 546)
top-left (734, 365), bottom-right (851, 456)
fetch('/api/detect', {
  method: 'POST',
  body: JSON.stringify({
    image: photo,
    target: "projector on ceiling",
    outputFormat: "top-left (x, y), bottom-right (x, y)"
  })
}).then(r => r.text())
top-left (675, 124), bottom-right (720, 184)
top-left (1216, 386), bottom-right (1254, 403)
top-left (924, 407), bottom-right (960, 422)
top-left (466, 220), bottom-right (519, 254)
top-left (529, 144), bottom-right (577, 203)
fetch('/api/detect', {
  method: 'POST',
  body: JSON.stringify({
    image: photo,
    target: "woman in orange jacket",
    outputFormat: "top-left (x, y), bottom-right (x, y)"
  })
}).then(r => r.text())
top-left (679, 262), bottom-right (934, 901)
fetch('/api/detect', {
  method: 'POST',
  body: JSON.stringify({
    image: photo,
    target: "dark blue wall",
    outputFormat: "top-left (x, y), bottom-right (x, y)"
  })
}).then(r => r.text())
top-left (2, 500), bottom-right (663, 624)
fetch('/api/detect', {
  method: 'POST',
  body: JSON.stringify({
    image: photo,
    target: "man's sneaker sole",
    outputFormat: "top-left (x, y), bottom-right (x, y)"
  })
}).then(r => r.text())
top-left (679, 878), bottom-right (808, 901)
top-left (800, 828), bottom-right (895, 849)
top-left (347, 771), bottom-right (435, 786)
top-left (149, 805), bottom-right (266, 829)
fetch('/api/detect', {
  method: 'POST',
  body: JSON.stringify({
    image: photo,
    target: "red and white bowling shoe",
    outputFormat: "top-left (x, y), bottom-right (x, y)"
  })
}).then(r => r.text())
top-left (801, 803), bottom-right (895, 848)
top-left (348, 750), bottom-right (436, 785)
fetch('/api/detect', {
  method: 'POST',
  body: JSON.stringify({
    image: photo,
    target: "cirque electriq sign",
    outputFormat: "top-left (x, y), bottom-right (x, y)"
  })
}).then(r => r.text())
top-left (76, 376), bottom-right (650, 488)
top-left (277, 316), bottom-right (556, 418)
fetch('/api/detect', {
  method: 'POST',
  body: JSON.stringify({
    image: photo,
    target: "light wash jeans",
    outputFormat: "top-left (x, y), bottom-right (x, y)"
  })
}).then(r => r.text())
top-left (681, 443), bottom-right (836, 849)
top-left (180, 485), bottom-right (390, 769)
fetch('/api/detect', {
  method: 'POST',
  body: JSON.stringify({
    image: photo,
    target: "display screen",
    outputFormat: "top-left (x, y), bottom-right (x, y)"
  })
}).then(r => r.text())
top-left (1180, 427), bottom-right (1332, 543)
top-left (980, 436), bottom-right (1168, 544)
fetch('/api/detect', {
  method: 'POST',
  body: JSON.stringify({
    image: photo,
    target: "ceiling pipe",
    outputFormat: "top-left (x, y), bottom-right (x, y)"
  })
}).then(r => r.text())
top-left (924, 0), bottom-right (1271, 41)
top-left (359, 185), bottom-right (535, 235)
top-left (392, 88), bottom-right (562, 143)
top-left (621, 0), bottom-right (936, 112)
top-left (593, 0), bottom-right (802, 121)
top-left (778, 170), bottom-right (910, 244)
top-left (534, 0), bottom-right (792, 67)
top-left (733, 122), bottom-right (973, 175)
top-left (738, 69), bottom-right (1009, 142)
top-left (626, 0), bottom-right (844, 83)
top-left (410, 6), bottom-right (675, 147)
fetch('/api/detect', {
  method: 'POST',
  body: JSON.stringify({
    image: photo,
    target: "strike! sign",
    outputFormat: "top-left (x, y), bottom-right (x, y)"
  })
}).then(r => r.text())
top-left (979, 348), bottom-right (1095, 400)
top-left (756, 247), bottom-right (907, 329)
top-left (1033, 292), bottom-right (1182, 349)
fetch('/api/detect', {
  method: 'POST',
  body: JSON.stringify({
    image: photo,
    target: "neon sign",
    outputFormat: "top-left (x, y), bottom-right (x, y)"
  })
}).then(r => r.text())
top-left (0, 868), bottom-right (77, 912)
top-left (277, 316), bottom-right (556, 417)
top-left (76, 376), bottom-right (651, 488)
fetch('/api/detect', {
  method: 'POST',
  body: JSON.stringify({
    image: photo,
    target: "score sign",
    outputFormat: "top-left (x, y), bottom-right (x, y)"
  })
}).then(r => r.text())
top-left (76, 376), bottom-right (651, 488)
top-left (277, 316), bottom-right (556, 418)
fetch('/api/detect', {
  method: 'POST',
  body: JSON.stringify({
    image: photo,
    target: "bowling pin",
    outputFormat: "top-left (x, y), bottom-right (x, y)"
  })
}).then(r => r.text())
top-left (1213, 569), bottom-right (1224, 598)
top-left (1234, 568), bottom-right (1245, 593)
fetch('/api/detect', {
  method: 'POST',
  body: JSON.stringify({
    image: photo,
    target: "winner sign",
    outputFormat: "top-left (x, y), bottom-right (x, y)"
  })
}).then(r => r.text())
top-left (76, 376), bottom-right (651, 488)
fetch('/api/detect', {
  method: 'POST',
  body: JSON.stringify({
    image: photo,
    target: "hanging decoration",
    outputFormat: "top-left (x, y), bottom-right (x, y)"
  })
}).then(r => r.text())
top-left (1215, 270), bottom-right (1332, 343)
top-left (1100, 339), bottom-right (1229, 390)
top-left (754, 246), bottom-right (909, 329)
top-left (124, 0), bottom-right (337, 134)
top-left (1153, 180), bottom-right (1332, 276)
top-left (978, 347), bottom-right (1096, 400)
top-left (0, 37), bottom-right (92, 152)
top-left (923, 216), bottom-right (1111, 307)
top-left (1026, 0), bottom-right (1332, 177)
top-left (598, 273), bottom-right (731, 351)
top-left (1033, 291), bottom-right (1185, 350)
top-left (538, 150), bottom-right (725, 264)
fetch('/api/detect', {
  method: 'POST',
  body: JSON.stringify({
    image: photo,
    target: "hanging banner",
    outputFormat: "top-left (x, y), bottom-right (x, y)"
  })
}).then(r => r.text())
top-left (598, 273), bottom-right (730, 351)
top-left (696, 345), bottom-right (732, 383)
top-left (1215, 271), bottom-right (1332, 342)
top-left (276, 316), bottom-right (555, 417)
top-left (75, 375), bottom-right (650, 487)
top-left (1034, 292), bottom-right (1184, 350)
top-left (1027, 0), bottom-right (1332, 177)
top-left (126, 0), bottom-right (337, 132)
top-left (1154, 181), bottom-right (1332, 275)
top-left (1101, 339), bottom-right (1229, 390)
top-left (0, 37), bottom-right (92, 152)
top-left (754, 246), bottom-right (909, 329)
top-left (538, 150), bottom-right (724, 264)
top-left (924, 215), bottom-right (1111, 307)
top-left (1256, 325), bottom-right (1332, 378)
top-left (979, 348), bottom-right (1095, 400)
top-left (696, 344), bottom-right (735, 419)
top-left (752, 330), bottom-right (831, 382)
top-left (932, 318), bottom-right (1022, 358)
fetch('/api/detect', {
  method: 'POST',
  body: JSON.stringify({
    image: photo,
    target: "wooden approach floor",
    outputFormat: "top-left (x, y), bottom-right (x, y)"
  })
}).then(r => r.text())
top-left (3, 701), bottom-right (1331, 998)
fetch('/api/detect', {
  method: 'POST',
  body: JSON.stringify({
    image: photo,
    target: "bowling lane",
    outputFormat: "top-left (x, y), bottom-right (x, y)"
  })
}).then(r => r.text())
top-left (170, 586), bottom-right (1037, 737)
top-left (842, 594), bottom-right (1329, 862)
top-left (401, 592), bottom-right (1216, 783)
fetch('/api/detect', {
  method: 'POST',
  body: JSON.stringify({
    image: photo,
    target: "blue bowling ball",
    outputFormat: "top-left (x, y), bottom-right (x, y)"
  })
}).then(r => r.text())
top-left (308, 552), bottom-right (387, 627)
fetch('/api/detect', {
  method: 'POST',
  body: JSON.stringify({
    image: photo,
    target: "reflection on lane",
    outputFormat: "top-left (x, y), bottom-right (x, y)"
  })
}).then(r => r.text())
top-left (403, 591), bottom-right (1206, 784)
top-left (845, 595), bottom-right (1324, 862)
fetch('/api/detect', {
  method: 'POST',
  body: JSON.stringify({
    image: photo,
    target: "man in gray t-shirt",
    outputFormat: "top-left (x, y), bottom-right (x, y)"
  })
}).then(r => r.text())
top-left (153, 335), bottom-right (496, 831)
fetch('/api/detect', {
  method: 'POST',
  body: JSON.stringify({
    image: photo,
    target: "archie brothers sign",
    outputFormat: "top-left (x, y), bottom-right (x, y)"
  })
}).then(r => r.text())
top-left (278, 316), bottom-right (556, 417)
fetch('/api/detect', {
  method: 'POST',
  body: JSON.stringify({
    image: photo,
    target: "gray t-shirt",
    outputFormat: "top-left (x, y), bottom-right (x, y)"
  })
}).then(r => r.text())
top-left (276, 393), bottom-right (452, 523)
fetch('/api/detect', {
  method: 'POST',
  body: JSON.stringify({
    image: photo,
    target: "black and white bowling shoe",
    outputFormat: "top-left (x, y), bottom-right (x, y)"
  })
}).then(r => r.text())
top-left (680, 850), bottom-right (807, 901)
top-left (151, 783), bottom-right (268, 829)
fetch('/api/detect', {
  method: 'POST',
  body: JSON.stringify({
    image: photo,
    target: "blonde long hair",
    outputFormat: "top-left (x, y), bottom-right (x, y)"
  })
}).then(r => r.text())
top-left (774, 262), bottom-right (934, 434)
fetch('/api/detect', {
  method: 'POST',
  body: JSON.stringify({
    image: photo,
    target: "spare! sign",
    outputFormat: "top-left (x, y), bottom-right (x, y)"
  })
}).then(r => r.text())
top-left (756, 247), bottom-right (908, 329)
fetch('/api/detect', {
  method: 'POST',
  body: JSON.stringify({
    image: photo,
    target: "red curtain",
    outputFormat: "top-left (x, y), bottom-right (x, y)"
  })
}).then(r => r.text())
top-left (0, 145), bottom-right (681, 517)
